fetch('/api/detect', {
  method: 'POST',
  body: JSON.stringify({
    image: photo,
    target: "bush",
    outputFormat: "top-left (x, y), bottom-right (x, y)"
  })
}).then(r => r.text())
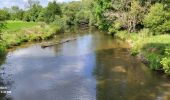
top-left (130, 47), bottom-right (139, 56)
top-left (146, 53), bottom-right (161, 70)
top-left (144, 3), bottom-right (170, 34)
top-left (139, 28), bottom-right (150, 38)
top-left (108, 27), bottom-right (116, 35)
top-left (160, 20), bottom-right (170, 33)
top-left (75, 10), bottom-right (91, 25)
top-left (161, 46), bottom-right (170, 74)
top-left (161, 57), bottom-right (170, 74)
top-left (108, 22), bottom-right (122, 35)
top-left (115, 31), bottom-right (128, 40)
top-left (0, 43), bottom-right (5, 56)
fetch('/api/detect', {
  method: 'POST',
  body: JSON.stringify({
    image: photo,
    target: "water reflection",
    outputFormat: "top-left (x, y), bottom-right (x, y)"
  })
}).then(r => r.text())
top-left (95, 47), bottom-right (170, 100)
top-left (0, 54), bottom-right (13, 100)
top-left (0, 32), bottom-right (97, 100)
top-left (0, 29), bottom-right (170, 100)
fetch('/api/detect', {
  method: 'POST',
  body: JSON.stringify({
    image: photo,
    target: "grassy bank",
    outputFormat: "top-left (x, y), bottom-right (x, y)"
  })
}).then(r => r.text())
top-left (5, 21), bottom-right (39, 31)
top-left (0, 21), bottom-right (61, 55)
top-left (115, 30), bottom-right (170, 75)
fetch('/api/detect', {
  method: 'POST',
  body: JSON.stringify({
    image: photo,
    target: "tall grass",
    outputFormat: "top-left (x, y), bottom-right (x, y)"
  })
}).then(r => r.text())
top-left (5, 21), bottom-right (39, 31)
top-left (0, 21), bottom-right (62, 49)
top-left (115, 29), bottom-right (170, 74)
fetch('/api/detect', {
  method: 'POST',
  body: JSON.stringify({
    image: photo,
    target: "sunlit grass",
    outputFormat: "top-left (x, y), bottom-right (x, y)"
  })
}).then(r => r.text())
top-left (5, 20), bottom-right (39, 31)
top-left (116, 30), bottom-right (170, 72)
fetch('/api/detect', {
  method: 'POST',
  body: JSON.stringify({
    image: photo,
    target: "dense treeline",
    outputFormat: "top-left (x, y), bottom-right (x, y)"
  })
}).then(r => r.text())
top-left (0, 0), bottom-right (94, 30)
top-left (93, 0), bottom-right (170, 33)
top-left (1, 0), bottom-right (170, 33)
top-left (93, 0), bottom-right (170, 74)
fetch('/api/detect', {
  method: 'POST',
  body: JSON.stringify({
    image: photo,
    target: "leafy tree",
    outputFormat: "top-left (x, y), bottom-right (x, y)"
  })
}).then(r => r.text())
top-left (28, 4), bottom-right (42, 21)
top-left (10, 6), bottom-right (24, 20)
top-left (0, 10), bottom-right (7, 32)
top-left (143, 3), bottom-right (170, 34)
top-left (23, 0), bottom-right (42, 22)
top-left (45, 1), bottom-right (62, 23)
top-left (74, 0), bottom-right (94, 26)
top-left (62, 1), bottom-right (81, 25)
top-left (26, 0), bottom-right (40, 8)
top-left (93, 0), bottom-right (112, 30)
top-left (37, 8), bottom-right (46, 22)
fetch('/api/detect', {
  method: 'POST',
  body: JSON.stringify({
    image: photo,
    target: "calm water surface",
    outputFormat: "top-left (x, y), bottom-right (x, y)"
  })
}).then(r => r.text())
top-left (0, 29), bottom-right (170, 100)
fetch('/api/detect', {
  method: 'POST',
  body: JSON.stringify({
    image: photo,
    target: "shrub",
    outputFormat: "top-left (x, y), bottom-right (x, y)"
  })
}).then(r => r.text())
top-left (146, 53), bottom-right (161, 70)
top-left (161, 46), bottom-right (170, 74)
top-left (161, 20), bottom-right (170, 33)
top-left (0, 43), bottom-right (5, 56)
top-left (144, 3), bottom-right (170, 34)
top-left (161, 57), bottom-right (170, 74)
top-left (139, 28), bottom-right (150, 38)
top-left (115, 31), bottom-right (128, 40)
top-left (75, 10), bottom-right (91, 25)
top-left (108, 27), bottom-right (116, 35)
top-left (130, 47), bottom-right (139, 56)
top-left (108, 22), bottom-right (122, 35)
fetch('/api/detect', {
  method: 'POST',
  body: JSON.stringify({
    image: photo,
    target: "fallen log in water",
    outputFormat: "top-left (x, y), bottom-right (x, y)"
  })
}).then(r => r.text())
top-left (41, 38), bottom-right (77, 48)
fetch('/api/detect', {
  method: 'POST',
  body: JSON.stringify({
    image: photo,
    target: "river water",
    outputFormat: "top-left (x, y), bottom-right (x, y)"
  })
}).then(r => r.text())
top-left (0, 29), bottom-right (170, 100)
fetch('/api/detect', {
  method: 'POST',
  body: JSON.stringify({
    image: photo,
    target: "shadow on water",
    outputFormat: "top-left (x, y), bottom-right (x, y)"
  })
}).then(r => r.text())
top-left (94, 47), bottom-right (170, 100)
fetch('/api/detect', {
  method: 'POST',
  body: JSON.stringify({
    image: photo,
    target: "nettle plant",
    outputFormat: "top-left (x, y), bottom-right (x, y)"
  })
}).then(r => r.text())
top-left (161, 46), bottom-right (170, 74)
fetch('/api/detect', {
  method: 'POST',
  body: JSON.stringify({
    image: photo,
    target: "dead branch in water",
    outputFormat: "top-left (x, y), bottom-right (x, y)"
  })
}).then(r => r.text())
top-left (41, 38), bottom-right (77, 48)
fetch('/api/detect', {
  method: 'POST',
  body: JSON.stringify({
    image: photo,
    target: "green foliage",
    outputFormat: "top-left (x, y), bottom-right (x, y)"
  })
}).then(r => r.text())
top-left (164, 46), bottom-right (170, 56)
top-left (75, 10), bottom-right (92, 25)
top-left (10, 6), bottom-right (24, 20)
top-left (0, 43), bottom-right (5, 56)
top-left (161, 57), bottom-right (170, 74)
top-left (161, 46), bottom-right (170, 74)
top-left (0, 10), bottom-right (7, 32)
top-left (108, 22), bottom-right (122, 35)
top-left (115, 31), bottom-right (128, 40)
top-left (131, 47), bottom-right (139, 56)
top-left (1, 21), bottom-right (60, 48)
top-left (45, 1), bottom-right (62, 23)
top-left (108, 27), bottom-right (116, 35)
top-left (146, 53), bottom-right (161, 70)
top-left (62, 1), bottom-right (81, 25)
top-left (144, 3), bottom-right (170, 34)
top-left (23, 2), bottom-right (43, 22)
top-left (138, 28), bottom-right (150, 38)
top-left (5, 21), bottom-right (38, 31)
top-left (93, 0), bottom-right (112, 30)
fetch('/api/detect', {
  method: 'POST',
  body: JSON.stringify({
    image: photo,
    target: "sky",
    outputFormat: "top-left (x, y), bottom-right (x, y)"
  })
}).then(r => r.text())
top-left (0, 0), bottom-right (80, 9)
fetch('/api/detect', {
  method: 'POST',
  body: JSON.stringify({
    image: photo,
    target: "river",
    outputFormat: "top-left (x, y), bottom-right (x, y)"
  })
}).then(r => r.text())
top-left (0, 29), bottom-right (170, 100)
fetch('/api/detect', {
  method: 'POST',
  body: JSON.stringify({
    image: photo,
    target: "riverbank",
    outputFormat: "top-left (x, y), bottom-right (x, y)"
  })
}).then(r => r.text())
top-left (0, 21), bottom-right (62, 56)
top-left (115, 30), bottom-right (170, 75)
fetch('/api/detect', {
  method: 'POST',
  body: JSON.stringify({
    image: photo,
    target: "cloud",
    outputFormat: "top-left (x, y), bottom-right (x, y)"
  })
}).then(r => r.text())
top-left (0, 0), bottom-right (81, 9)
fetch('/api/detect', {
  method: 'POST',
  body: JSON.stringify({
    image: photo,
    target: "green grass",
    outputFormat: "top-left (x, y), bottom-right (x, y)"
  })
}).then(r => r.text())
top-left (115, 30), bottom-right (170, 74)
top-left (5, 21), bottom-right (39, 31)
top-left (0, 21), bottom-right (62, 49)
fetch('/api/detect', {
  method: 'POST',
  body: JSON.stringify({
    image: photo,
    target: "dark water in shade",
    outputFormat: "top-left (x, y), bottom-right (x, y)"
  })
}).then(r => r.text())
top-left (0, 29), bottom-right (170, 100)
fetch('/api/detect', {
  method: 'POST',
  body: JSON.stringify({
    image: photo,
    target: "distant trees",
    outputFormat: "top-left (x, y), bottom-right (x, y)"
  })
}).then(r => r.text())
top-left (0, 0), bottom-right (94, 27)
top-left (92, 0), bottom-right (170, 35)
top-left (62, 1), bottom-right (81, 25)
top-left (10, 6), bottom-right (24, 20)
top-left (0, 0), bottom-right (170, 34)
top-left (24, 3), bottom-right (42, 22)
top-left (0, 10), bottom-right (7, 32)
top-left (44, 1), bottom-right (62, 23)
top-left (93, 0), bottom-right (112, 30)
